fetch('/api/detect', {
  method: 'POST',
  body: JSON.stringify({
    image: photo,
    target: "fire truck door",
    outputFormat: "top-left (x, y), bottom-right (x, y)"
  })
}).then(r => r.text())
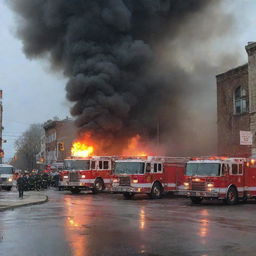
top-left (145, 162), bottom-right (152, 184)
top-left (175, 167), bottom-right (183, 188)
top-left (222, 164), bottom-right (230, 187)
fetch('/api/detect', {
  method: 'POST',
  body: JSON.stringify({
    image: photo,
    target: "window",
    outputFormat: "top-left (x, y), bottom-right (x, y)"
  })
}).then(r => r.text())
top-left (99, 161), bottom-right (103, 170)
top-left (158, 164), bottom-right (162, 172)
top-left (239, 164), bottom-right (243, 174)
top-left (222, 164), bottom-right (227, 175)
top-left (114, 162), bottom-right (145, 174)
top-left (234, 86), bottom-right (248, 114)
top-left (146, 163), bottom-right (151, 173)
top-left (103, 161), bottom-right (109, 169)
top-left (186, 163), bottom-right (220, 176)
top-left (154, 164), bottom-right (157, 173)
top-left (232, 164), bottom-right (238, 175)
top-left (91, 161), bottom-right (96, 170)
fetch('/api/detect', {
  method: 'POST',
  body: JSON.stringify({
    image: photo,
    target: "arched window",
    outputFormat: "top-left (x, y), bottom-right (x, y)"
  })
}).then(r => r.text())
top-left (234, 86), bottom-right (248, 114)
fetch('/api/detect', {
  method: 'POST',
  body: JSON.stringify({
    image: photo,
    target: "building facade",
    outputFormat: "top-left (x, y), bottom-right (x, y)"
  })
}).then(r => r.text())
top-left (217, 42), bottom-right (256, 157)
top-left (43, 118), bottom-right (77, 165)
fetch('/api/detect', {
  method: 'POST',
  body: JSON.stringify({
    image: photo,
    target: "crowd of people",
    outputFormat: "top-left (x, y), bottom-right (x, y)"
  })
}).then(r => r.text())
top-left (16, 171), bottom-right (60, 198)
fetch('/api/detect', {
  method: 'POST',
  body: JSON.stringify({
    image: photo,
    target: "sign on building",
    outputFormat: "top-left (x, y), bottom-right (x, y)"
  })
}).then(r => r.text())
top-left (240, 131), bottom-right (253, 145)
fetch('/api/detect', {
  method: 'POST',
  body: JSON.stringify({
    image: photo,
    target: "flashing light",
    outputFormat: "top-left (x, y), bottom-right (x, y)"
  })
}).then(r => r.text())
top-left (251, 159), bottom-right (255, 165)
top-left (207, 183), bottom-right (214, 188)
top-left (81, 175), bottom-right (86, 178)
top-left (193, 178), bottom-right (201, 182)
top-left (112, 178), bottom-right (119, 183)
top-left (184, 182), bottom-right (189, 187)
top-left (132, 179), bottom-right (138, 184)
top-left (63, 175), bottom-right (68, 179)
top-left (8, 178), bottom-right (12, 182)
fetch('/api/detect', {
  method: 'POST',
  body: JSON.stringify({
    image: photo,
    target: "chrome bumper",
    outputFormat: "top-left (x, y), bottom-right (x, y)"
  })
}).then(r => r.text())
top-left (59, 181), bottom-right (93, 187)
top-left (0, 182), bottom-right (13, 186)
top-left (179, 190), bottom-right (219, 198)
top-left (111, 186), bottom-right (141, 193)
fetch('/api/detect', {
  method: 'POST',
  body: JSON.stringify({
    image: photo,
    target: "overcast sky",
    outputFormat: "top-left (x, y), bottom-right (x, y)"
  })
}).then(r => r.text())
top-left (0, 1), bottom-right (70, 161)
top-left (0, 0), bottom-right (256, 161)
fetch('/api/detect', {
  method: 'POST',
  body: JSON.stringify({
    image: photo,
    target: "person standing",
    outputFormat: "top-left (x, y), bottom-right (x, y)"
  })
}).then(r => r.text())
top-left (17, 174), bottom-right (25, 198)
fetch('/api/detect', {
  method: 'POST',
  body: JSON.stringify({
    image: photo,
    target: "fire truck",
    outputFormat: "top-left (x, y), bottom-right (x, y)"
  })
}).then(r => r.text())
top-left (111, 156), bottom-right (188, 199)
top-left (58, 169), bottom-right (70, 191)
top-left (180, 157), bottom-right (256, 205)
top-left (60, 156), bottom-right (114, 194)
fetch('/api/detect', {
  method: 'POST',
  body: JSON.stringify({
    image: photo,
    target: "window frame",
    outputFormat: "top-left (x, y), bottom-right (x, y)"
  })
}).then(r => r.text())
top-left (91, 161), bottom-right (96, 170)
top-left (103, 161), bottom-right (109, 170)
top-left (234, 86), bottom-right (248, 115)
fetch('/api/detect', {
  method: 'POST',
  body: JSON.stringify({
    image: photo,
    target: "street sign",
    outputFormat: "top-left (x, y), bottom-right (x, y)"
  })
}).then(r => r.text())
top-left (240, 131), bottom-right (253, 145)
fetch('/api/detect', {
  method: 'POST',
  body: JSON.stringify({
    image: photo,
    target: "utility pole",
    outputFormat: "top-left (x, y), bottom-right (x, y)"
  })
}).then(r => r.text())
top-left (157, 119), bottom-right (160, 154)
top-left (0, 90), bottom-right (3, 164)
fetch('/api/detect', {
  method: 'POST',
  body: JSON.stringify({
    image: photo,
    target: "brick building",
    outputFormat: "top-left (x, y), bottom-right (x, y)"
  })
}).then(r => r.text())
top-left (217, 42), bottom-right (256, 157)
top-left (43, 118), bottom-right (77, 165)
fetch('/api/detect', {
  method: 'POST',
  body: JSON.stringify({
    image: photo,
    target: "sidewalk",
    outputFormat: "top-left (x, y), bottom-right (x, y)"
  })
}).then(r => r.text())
top-left (0, 190), bottom-right (48, 211)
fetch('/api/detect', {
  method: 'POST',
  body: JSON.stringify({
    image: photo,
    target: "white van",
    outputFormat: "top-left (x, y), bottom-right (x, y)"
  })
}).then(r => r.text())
top-left (0, 164), bottom-right (15, 191)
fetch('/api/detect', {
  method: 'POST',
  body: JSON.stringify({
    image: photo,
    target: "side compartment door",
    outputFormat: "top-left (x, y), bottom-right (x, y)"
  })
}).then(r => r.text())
top-left (175, 165), bottom-right (185, 190)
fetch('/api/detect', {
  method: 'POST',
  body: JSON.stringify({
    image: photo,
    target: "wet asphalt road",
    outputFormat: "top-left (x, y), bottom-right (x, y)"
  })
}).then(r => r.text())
top-left (1, 191), bottom-right (256, 256)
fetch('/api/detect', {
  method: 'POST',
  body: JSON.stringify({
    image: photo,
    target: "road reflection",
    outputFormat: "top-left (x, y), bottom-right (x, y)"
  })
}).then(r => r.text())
top-left (198, 209), bottom-right (209, 245)
top-left (140, 208), bottom-right (146, 230)
top-left (64, 196), bottom-right (91, 256)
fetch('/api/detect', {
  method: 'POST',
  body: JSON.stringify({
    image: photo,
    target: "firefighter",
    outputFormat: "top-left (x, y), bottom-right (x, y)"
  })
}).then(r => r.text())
top-left (23, 174), bottom-right (29, 191)
top-left (41, 173), bottom-right (49, 189)
top-left (28, 174), bottom-right (36, 190)
top-left (35, 174), bottom-right (43, 190)
top-left (17, 174), bottom-right (25, 198)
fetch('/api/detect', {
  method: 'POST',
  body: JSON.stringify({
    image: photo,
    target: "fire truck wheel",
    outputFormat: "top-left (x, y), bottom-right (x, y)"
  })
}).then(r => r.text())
top-left (123, 192), bottom-right (135, 200)
top-left (150, 182), bottom-right (162, 199)
top-left (225, 186), bottom-right (238, 205)
top-left (92, 178), bottom-right (105, 194)
top-left (70, 188), bottom-right (81, 194)
top-left (190, 197), bottom-right (203, 204)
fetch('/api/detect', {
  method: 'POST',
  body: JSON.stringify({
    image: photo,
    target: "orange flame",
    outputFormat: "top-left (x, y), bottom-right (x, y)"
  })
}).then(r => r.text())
top-left (71, 133), bottom-right (151, 157)
top-left (122, 135), bottom-right (148, 156)
top-left (71, 142), bottom-right (94, 157)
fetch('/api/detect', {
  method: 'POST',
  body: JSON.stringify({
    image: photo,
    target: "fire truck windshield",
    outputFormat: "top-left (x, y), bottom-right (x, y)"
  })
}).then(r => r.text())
top-left (114, 162), bottom-right (145, 174)
top-left (186, 163), bottom-right (221, 177)
top-left (64, 160), bottom-right (90, 171)
top-left (0, 167), bottom-right (14, 174)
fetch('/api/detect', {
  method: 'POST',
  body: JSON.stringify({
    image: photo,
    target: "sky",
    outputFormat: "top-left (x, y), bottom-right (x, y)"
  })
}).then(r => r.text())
top-left (0, 1), bottom-right (70, 161)
top-left (0, 0), bottom-right (256, 161)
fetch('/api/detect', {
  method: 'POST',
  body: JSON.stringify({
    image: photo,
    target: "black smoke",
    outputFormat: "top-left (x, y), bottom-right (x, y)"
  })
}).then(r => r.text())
top-left (9, 0), bottom-right (237, 155)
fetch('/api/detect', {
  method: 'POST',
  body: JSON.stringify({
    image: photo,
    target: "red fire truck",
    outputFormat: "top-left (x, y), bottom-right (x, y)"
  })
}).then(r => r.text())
top-left (58, 169), bottom-right (70, 191)
top-left (60, 156), bottom-right (114, 194)
top-left (111, 156), bottom-right (188, 199)
top-left (180, 157), bottom-right (256, 205)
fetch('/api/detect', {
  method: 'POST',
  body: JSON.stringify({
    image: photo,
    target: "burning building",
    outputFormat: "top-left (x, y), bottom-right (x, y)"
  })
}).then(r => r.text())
top-left (43, 118), bottom-right (77, 164)
top-left (217, 42), bottom-right (256, 157)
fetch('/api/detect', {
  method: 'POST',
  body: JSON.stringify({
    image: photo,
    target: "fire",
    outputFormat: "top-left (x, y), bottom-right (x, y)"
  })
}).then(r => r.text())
top-left (122, 135), bottom-right (148, 156)
top-left (71, 142), bottom-right (94, 157)
top-left (71, 133), bottom-right (151, 157)
top-left (71, 134), bottom-right (94, 157)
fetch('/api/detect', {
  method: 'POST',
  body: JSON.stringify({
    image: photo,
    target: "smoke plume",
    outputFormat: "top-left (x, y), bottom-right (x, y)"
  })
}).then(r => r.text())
top-left (9, 0), bottom-right (238, 155)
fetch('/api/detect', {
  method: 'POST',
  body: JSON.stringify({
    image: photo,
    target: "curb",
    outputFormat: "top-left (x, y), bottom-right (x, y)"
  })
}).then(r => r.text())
top-left (0, 195), bottom-right (48, 212)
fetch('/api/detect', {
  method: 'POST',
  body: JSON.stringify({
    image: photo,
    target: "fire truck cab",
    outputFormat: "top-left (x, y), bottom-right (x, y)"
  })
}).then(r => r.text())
top-left (61, 156), bottom-right (114, 194)
top-left (181, 157), bottom-right (256, 205)
top-left (111, 156), bottom-right (187, 199)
